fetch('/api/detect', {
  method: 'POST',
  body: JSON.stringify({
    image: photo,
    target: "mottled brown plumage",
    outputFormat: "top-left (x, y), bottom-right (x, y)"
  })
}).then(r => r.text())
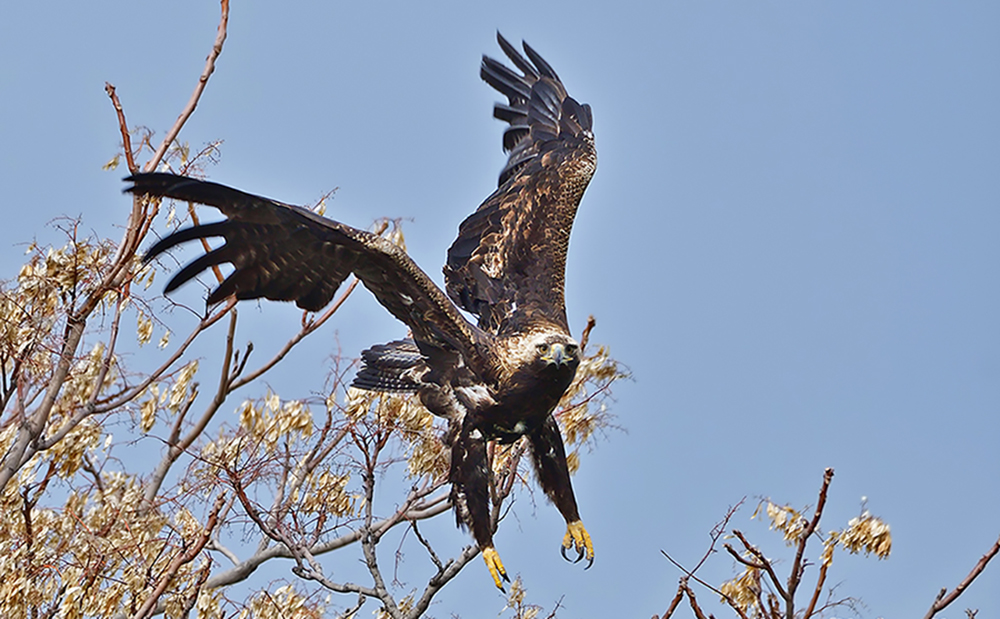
top-left (445, 36), bottom-right (595, 335)
top-left (125, 33), bottom-right (596, 590)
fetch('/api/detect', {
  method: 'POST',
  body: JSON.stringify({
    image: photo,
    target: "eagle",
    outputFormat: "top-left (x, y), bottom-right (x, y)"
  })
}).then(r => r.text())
top-left (125, 33), bottom-right (596, 590)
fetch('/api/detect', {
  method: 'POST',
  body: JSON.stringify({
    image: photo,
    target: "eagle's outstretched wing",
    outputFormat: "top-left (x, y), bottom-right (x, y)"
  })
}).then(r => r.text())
top-left (444, 33), bottom-right (596, 334)
top-left (126, 173), bottom-right (492, 377)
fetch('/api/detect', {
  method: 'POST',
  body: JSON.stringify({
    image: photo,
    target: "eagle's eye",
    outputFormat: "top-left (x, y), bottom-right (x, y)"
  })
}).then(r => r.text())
top-left (565, 343), bottom-right (578, 355)
top-left (536, 343), bottom-right (550, 354)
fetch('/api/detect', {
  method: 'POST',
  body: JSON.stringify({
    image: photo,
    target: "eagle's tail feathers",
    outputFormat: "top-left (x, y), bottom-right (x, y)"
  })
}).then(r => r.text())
top-left (352, 339), bottom-right (423, 392)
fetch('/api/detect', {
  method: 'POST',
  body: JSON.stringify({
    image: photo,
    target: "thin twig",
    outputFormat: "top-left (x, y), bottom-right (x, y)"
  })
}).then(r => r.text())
top-left (922, 534), bottom-right (1000, 619)
top-left (285, 531), bottom-right (378, 598)
top-left (105, 83), bottom-right (138, 174)
top-left (579, 315), bottom-right (597, 351)
top-left (230, 278), bottom-right (360, 391)
top-left (202, 489), bottom-right (451, 590)
top-left (731, 530), bottom-right (789, 601)
top-left (692, 498), bottom-right (745, 575)
top-left (660, 500), bottom-right (748, 619)
top-left (144, 0), bottom-right (230, 173)
top-left (802, 556), bottom-right (830, 618)
top-left (410, 521), bottom-right (444, 571)
top-left (656, 581), bottom-right (686, 619)
top-left (661, 549), bottom-right (750, 619)
top-left (133, 493), bottom-right (227, 619)
top-left (90, 298), bottom-right (236, 415)
top-left (681, 579), bottom-right (710, 619)
top-left (785, 468), bottom-right (834, 619)
top-left (360, 457), bottom-right (400, 618)
top-left (336, 594), bottom-right (368, 619)
top-left (407, 544), bottom-right (481, 619)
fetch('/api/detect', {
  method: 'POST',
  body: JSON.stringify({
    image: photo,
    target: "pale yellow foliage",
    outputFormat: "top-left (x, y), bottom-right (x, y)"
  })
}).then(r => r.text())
top-left (238, 584), bottom-right (326, 619)
top-left (564, 450), bottom-right (580, 475)
top-left (833, 511), bottom-right (892, 559)
top-left (238, 392), bottom-right (314, 450)
top-left (137, 311), bottom-right (154, 345)
top-left (406, 429), bottom-right (450, 479)
top-left (728, 491), bottom-right (892, 618)
top-left (0, 468), bottom-right (184, 618)
top-left (759, 500), bottom-right (809, 545)
top-left (346, 387), bottom-right (446, 479)
top-left (719, 563), bottom-right (762, 615)
top-left (134, 261), bottom-right (157, 291)
top-left (556, 344), bottom-right (624, 450)
top-left (50, 341), bottom-right (118, 419)
top-left (197, 426), bottom-right (246, 473)
top-left (3, 238), bottom-right (115, 387)
top-left (196, 588), bottom-right (224, 619)
top-left (293, 469), bottom-right (354, 516)
top-left (103, 154), bottom-right (121, 170)
top-left (380, 218), bottom-right (407, 251)
top-left (500, 576), bottom-right (542, 619)
top-left (820, 536), bottom-right (837, 567)
top-left (141, 390), bottom-right (157, 432)
top-left (168, 359), bottom-right (199, 412)
top-left (345, 386), bottom-right (371, 421)
top-left (49, 418), bottom-right (102, 479)
top-left (174, 505), bottom-right (204, 538)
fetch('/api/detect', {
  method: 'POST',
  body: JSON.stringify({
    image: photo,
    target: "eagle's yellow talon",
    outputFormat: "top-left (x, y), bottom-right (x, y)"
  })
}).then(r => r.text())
top-left (482, 546), bottom-right (509, 590)
top-left (562, 520), bottom-right (594, 568)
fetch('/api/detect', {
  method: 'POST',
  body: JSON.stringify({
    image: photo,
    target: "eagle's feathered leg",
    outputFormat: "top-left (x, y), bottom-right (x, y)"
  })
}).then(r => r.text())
top-left (528, 414), bottom-right (594, 568)
top-left (449, 418), bottom-right (509, 589)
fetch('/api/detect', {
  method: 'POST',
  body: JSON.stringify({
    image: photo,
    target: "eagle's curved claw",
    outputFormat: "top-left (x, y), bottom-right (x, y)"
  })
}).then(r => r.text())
top-left (560, 544), bottom-right (585, 563)
top-left (561, 520), bottom-right (594, 568)
top-left (482, 546), bottom-right (509, 591)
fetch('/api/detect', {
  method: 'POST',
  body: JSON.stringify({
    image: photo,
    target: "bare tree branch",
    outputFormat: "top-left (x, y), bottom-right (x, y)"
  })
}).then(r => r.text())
top-left (654, 581), bottom-right (686, 619)
top-left (579, 315), bottom-right (596, 351)
top-left (730, 529), bottom-right (789, 601)
top-left (407, 544), bottom-right (481, 619)
top-left (802, 554), bottom-right (830, 619)
top-left (133, 492), bottom-right (227, 619)
top-left (144, 0), bottom-right (230, 173)
top-left (230, 277), bottom-right (360, 391)
top-left (92, 298), bottom-right (237, 415)
top-left (661, 549), bottom-right (750, 619)
top-left (143, 306), bottom-right (238, 507)
top-left (784, 467), bottom-right (834, 619)
top-left (922, 534), bottom-right (1000, 619)
top-left (0, 317), bottom-right (86, 492)
top-left (105, 82), bottom-right (138, 174)
top-left (681, 579), bottom-right (710, 619)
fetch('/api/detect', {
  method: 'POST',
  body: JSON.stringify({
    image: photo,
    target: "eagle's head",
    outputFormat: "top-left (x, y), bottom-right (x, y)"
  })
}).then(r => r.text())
top-left (531, 333), bottom-right (580, 372)
top-left (518, 333), bottom-right (581, 396)
top-left (499, 329), bottom-right (581, 396)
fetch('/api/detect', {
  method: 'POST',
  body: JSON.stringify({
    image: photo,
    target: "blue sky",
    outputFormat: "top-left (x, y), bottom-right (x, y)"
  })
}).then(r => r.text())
top-left (2, 1), bottom-right (998, 616)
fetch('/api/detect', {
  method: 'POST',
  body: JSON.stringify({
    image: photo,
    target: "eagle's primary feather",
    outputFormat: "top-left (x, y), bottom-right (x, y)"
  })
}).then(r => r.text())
top-left (445, 37), bottom-right (596, 335)
top-left (125, 32), bottom-right (596, 590)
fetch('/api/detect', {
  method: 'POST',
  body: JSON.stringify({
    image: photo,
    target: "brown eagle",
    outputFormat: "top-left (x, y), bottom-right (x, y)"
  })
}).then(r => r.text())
top-left (125, 33), bottom-right (596, 589)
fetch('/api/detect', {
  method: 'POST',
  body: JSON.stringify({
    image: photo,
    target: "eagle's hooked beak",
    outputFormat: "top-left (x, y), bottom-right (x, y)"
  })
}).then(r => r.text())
top-left (542, 342), bottom-right (572, 367)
